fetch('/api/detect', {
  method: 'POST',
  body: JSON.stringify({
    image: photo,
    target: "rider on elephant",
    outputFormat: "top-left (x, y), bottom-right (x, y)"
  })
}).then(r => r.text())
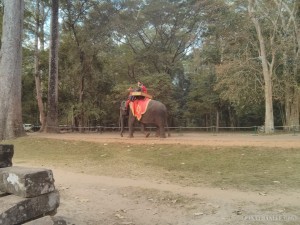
top-left (125, 82), bottom-right (148, 110)
top-left (137, 81), bottom-right (147, 93)
top-left (125, 87), bottom-right (134, 111)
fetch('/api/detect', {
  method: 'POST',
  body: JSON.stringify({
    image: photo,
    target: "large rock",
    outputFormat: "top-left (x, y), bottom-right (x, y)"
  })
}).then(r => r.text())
top-left (24, 216), bottom-right (86, 225)
top-left (0, 145), bottom-right (14, 168)
top-left (0, 190), bottom-right (60, 225)
top-left (0, 191), bottom-right (8, 198)
top-left (0, 166), bottom-right (55, 198)
top-left (23, 216), bottom-right (67, 225)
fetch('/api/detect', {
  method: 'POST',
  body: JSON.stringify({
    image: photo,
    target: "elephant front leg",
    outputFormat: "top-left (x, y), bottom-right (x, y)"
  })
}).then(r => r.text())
top-left (128, 118), bottom-right (134, 138)
top-left (120, 120), bottom-right (124, 137)
top-left (128, 126), bottom-right (134, 138)
top-left (120, 113), bottom-right (125, 137)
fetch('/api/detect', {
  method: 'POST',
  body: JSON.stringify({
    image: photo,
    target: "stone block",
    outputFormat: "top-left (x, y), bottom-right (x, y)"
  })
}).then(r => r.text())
top-left (0, 166), bottom-right (55, 198)
top-left (0, 190), bottom-right (60, 225)
top-left (23, 216), bottom-right (67, 225)
top-left (0, 145), bottom-right (14, 168)
top-left (0, 191), bottom-right (8, 198)
top-left (23, 216), bottom-right (54, 225)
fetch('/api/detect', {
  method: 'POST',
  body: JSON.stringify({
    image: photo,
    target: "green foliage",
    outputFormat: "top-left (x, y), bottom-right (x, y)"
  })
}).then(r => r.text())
top-left (22, 47), bottom-right (38, 124)
top-left (184, 65), bottom-right (220, 126)
top-left (139, 73), bottom-right (178, 115)
top-left (19, 0), bottom-right (300, 128)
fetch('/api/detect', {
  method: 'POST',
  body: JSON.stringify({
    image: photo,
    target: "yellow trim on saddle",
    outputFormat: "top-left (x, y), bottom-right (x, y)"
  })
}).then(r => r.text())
top-left (131, 91), bottom-right (153, 99)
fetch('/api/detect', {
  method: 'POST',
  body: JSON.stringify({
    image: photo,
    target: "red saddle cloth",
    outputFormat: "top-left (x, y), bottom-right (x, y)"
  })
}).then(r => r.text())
top-left (129, 98), bottom-right (151, 121)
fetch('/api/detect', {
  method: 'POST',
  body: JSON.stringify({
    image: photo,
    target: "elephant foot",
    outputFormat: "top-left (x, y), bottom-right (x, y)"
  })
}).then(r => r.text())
top-left (145, 132), bottom-right (150, 138)
top-left (160, 133), bottom-right (167, 138)
top-left (128, 135), bottom-right (134, 138)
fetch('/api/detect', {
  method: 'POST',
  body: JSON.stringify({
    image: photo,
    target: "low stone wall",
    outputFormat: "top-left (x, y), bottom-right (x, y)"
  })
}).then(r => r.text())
top-left (0, 144), bottom-right (61, 225)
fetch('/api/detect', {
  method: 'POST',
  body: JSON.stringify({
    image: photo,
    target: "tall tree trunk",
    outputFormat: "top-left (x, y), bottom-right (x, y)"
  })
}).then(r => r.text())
top-left (285, 86), bottom-right (299, 130)
top-left (248, 0), bottom-right (274, 133)
top-left (34, 0), bottom-right (46, 132)
top-left (0, 0), bottom-right (25, 140)
top-left (228, 106), bottom-right (235, 127)
top-left (275, 0), bottom-right (300, 130)
top-left (45, 0), bottom-right (59, 133)
top-left (216, 110), bottom-right (219, 133)
top-left (283, 53), bottom-right (299, 130)
top-left (78, 50), bottom-right (85, 133)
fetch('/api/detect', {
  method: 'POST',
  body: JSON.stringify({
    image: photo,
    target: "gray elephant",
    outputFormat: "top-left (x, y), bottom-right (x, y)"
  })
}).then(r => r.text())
top-left (120, 99), bottom-right (169, 138)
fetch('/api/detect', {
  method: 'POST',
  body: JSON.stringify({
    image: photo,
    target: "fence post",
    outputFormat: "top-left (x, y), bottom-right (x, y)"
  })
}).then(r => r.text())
top-left (254, 126), bottom-right (257, 135)
top-left (178, 126), bottom-right (183, 136)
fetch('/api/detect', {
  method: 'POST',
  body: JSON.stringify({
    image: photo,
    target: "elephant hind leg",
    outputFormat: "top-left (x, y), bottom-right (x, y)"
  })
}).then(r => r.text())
top-left (141, 123), bottom-right (150, 137)
top-left (166, 123), bottom-right (170, 137)
top-left (159, 126), bottom-right (166, 138)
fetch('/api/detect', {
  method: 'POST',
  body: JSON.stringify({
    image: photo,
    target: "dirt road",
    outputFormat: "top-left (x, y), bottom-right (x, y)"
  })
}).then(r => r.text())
top-left (29, 131), bottom-right (300, 148)
top-left (17, 132), bottom-right (300, 225)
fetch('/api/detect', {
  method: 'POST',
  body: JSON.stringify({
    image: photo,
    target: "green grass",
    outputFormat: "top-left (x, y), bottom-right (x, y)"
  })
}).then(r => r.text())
top-left (2, 136), bottom-right (300, 192)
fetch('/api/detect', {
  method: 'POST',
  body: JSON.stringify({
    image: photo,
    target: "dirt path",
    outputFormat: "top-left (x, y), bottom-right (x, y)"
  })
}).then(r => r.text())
top-left (29, 131), bottom-right (300, 148)
top-left (19, 132), bottom-right (300, 225)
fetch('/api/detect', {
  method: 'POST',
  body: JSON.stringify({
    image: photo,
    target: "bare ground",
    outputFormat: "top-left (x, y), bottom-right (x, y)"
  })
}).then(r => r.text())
top-left (17, 132), bottom-right (300, 225)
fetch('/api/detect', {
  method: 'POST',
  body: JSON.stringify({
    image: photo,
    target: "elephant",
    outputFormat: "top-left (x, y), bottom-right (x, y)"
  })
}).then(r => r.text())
top-left (119, 99), bottom-right (169, 138)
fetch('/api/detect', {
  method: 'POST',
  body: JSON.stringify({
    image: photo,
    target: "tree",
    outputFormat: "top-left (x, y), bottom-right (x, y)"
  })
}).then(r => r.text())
top-left (0, 0), bottom-right (25, 140)
top-left (248, 0), bottom-right (276, 133)
top-left (21, 0), bottom-right (50, 128)
top-left (113, 0), bottom-right (204, 77)
top-left (110, 0), bottom-right (205, 124)
top-left (32, 0), bottom-right (50, 131)
top-left (59, 0), bottom-right (107, 129)
top-left (187, 0), bottom-right (251, 129)
top-left (273, 0), bottom-right (300, 129)
top-left (34, 0), bottom-right (46, 131)
top-left (45, 0), bottom-right (59, 132)
top-left (247, 0), bottom-right (300, 132)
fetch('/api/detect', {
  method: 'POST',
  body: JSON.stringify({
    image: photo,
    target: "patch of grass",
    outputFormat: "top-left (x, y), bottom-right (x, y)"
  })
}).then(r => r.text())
top-left (2, 137), bottom-right (123, 170)
top-left (128, 145), bottom-right (300, 191)
top-left (2, 136), bottom-right (300, 192)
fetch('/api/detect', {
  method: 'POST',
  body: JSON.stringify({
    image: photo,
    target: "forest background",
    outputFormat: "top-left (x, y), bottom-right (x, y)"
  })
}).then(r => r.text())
top-left (1, 0), bottom-right (299, 133)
